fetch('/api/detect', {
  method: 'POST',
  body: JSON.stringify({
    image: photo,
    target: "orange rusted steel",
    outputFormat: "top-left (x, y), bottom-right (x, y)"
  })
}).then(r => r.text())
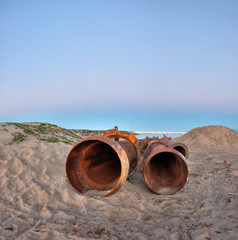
top-left (103, 127), bottom-right (151, 177)
top-left (66, 135), bottom-right (137, 197)
top-left (66, 127), bottom-right (147, 197)
top-left (129, 137), bottom-right (151, 176)
top-left (66, 128), bottom-right (189, 197)
top-left (151, 135), bottom-right (189, 159)
top-left (142, 138), bottom-right (189, 195)
top-left (171, 142), bottom-right (189, 159)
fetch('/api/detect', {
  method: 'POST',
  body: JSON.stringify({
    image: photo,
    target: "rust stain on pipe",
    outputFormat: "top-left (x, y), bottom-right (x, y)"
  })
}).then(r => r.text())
top-left (103, 127), bottom-right (150, 177)
top-left (160, 135), bottom-right (189, 159)
top-left (66, 133), bottom-right (137, 197)
top-left (171, 142), bottom-right (189, 159)
top-left (66, 127), bottom-right (189, 197)
top-left (142, 140), bottom-right (189, 195)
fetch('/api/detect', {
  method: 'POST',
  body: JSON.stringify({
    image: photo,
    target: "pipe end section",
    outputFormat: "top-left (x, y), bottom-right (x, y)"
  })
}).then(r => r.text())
top-left (66, 136), bottom-right (130, 197)
top-left (142, 148), bottom-right (189, 195)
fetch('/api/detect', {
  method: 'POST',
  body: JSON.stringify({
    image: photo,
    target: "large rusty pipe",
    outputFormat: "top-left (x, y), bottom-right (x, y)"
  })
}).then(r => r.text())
top-left (129, 136), bottom-right (151, 175)
top-left (160, 136), bottom-right (189, 159)
top-left (66, 136), bottom-right (137, 197)
top-left (137, 137), bottom-right (151, 151)
top-left (103, 126), bottom-right (151, 178)
top-left (142, 143), bottom-right (189, 195)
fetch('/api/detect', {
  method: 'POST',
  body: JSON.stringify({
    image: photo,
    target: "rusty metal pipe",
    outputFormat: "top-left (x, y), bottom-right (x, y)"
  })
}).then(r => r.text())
top-left (160, 135), bottom-right (189, 159)
top-left (142, 143), bottom-right (189, 195)
top-left (171, 142), bottom-right (189, 159)
top-left (66, 135), bottom-right (137, 197)
top-left (103, 127), bottom-right (151, 178)
top-left (129, 136), bottom-right (151, 176)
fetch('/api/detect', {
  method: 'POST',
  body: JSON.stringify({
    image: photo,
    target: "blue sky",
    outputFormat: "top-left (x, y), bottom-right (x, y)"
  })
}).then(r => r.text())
top-left (1, 0), bottom-right (238, 131)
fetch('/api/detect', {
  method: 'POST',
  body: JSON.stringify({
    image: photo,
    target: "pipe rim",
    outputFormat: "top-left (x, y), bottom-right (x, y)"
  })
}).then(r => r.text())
top-left (66, 136), bottom-right (130, 197)
top-left (171, 142), bottom-right (189, 159)
top-left (142, 147), bottom-right (189, 195)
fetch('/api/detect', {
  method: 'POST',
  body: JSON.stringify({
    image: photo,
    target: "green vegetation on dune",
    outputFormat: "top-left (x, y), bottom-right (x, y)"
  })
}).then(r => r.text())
top-left (10, 132), bottom-right (26, 144)
top-left (7, 122), bottom-right (82, 145)
top-left (39, 136), bottom-right (60, 143)
top-left (12, 133), bottom-right (26, 143)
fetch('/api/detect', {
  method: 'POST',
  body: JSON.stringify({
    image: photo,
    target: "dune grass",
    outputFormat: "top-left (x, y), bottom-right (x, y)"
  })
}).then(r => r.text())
top-left (7, 122), bottom-right (82, 145)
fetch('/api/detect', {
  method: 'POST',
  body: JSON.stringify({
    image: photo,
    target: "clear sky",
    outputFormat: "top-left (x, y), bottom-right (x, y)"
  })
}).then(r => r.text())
top-left (1, 0), bottom-right (238, 131)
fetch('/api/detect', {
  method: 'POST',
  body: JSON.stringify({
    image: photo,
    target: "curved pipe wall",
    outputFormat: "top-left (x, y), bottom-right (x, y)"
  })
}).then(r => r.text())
top-left (66, 136), bottom-right (137, 197)
top-left (171, 142), bottom-right (189, 159)
top-left (65, 127), bottom-right (189, 197)
top-left (142, 143), bottom-right (189, 195)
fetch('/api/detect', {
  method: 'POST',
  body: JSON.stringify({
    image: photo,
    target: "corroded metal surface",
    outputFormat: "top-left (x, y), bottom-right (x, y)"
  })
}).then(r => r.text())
top-left (103, 126), bottom-right (150, 177)
top-left (142, 143), bottom-right (189, 195)
top-left (160, 135), bottom-right (189, 159)
top-left (66, 135), bottom-right (136, 197)
top-left (171, 142), bottom-right (189, 159)
top-left (131, 137), bottom-right (151, 176)
top-left (104, 126), bottom-right (138, 145)
top-left (66, 127), bottom-right (189, 197)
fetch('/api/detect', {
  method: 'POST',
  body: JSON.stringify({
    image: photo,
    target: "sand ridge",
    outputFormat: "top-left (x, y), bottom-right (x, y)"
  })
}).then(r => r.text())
top-left (0, 123), bottom-right (237, 239)
top-left (174, 125), bottom-right (238, 148)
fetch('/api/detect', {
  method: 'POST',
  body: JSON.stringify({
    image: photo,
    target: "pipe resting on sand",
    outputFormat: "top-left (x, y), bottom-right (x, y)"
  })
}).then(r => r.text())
top-left (65, 127), bottom-right (189, 196)
top-left (66, 127), bottom-right (149, 196)
top-left (142, 137), bottom-right (189, 195)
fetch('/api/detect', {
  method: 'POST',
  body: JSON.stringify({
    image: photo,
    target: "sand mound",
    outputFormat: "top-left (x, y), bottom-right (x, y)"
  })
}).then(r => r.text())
top-left (175, 125), bottom-right (238, 148)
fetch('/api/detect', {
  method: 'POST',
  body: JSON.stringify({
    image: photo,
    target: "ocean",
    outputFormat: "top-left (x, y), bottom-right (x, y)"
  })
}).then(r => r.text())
top-left (135, 128), bottom-right (238, 139)
top-left (136, 133), bottom-right (184, 139)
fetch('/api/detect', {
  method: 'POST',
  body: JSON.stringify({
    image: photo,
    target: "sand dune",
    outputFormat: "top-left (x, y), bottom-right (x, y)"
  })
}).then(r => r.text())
top-left (174, 125), bottom-right (238, 148)
top-left (0, 123), bottom-right (237, 239)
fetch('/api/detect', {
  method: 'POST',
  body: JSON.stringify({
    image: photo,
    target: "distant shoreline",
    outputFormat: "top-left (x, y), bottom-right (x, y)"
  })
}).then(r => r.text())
top-left (71, 129), bottom-right (133, 136)
top-left (71, 129), bottom-right (187, 137)
top-left (134, 131), bottom-right (187, 135)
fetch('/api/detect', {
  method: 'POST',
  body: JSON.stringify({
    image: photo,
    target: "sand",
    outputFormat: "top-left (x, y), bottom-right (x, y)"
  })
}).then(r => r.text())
top-left (174, 125), bottom-right (238, 148)
top-left (0, 123), bottom-right (237, 240)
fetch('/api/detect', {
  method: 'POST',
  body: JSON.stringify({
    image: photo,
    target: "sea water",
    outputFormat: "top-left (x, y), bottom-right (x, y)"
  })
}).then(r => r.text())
top-left (136, 133), bottom-right (184, 139)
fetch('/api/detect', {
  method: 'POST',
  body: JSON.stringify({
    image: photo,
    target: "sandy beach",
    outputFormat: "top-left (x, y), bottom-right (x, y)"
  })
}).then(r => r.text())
top-left (0, 123), bottom-right (237, 240)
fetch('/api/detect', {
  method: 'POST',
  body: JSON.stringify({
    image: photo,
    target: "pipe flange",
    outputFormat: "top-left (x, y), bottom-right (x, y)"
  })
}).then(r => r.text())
top-left (103, 126), bottom-right (138, 145)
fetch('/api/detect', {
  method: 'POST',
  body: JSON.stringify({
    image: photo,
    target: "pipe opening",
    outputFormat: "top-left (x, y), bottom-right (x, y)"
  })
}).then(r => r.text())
top-left (67, 140), bottom-right (122, 191)
top-left (144, 152), bottom-right (188, 194)
top-left (173, 146), bottom-right (186, 158)
top-left (81, 141), bottom-right (121, 186)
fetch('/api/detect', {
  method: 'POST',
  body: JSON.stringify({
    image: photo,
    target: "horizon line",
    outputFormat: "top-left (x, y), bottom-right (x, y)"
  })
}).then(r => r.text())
top-left (134, 131), bottom-right (187, 134)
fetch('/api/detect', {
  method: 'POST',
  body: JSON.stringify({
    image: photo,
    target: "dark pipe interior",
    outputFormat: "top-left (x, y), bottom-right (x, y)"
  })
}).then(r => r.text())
top-left (145, 152), bottom-right (187, 194)
top-left (67, 140), bottom-right (121, 190)
top-left (82, 141), bottom-right (121, 186)
top-left (173, 146), bottom-right (186, 158)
